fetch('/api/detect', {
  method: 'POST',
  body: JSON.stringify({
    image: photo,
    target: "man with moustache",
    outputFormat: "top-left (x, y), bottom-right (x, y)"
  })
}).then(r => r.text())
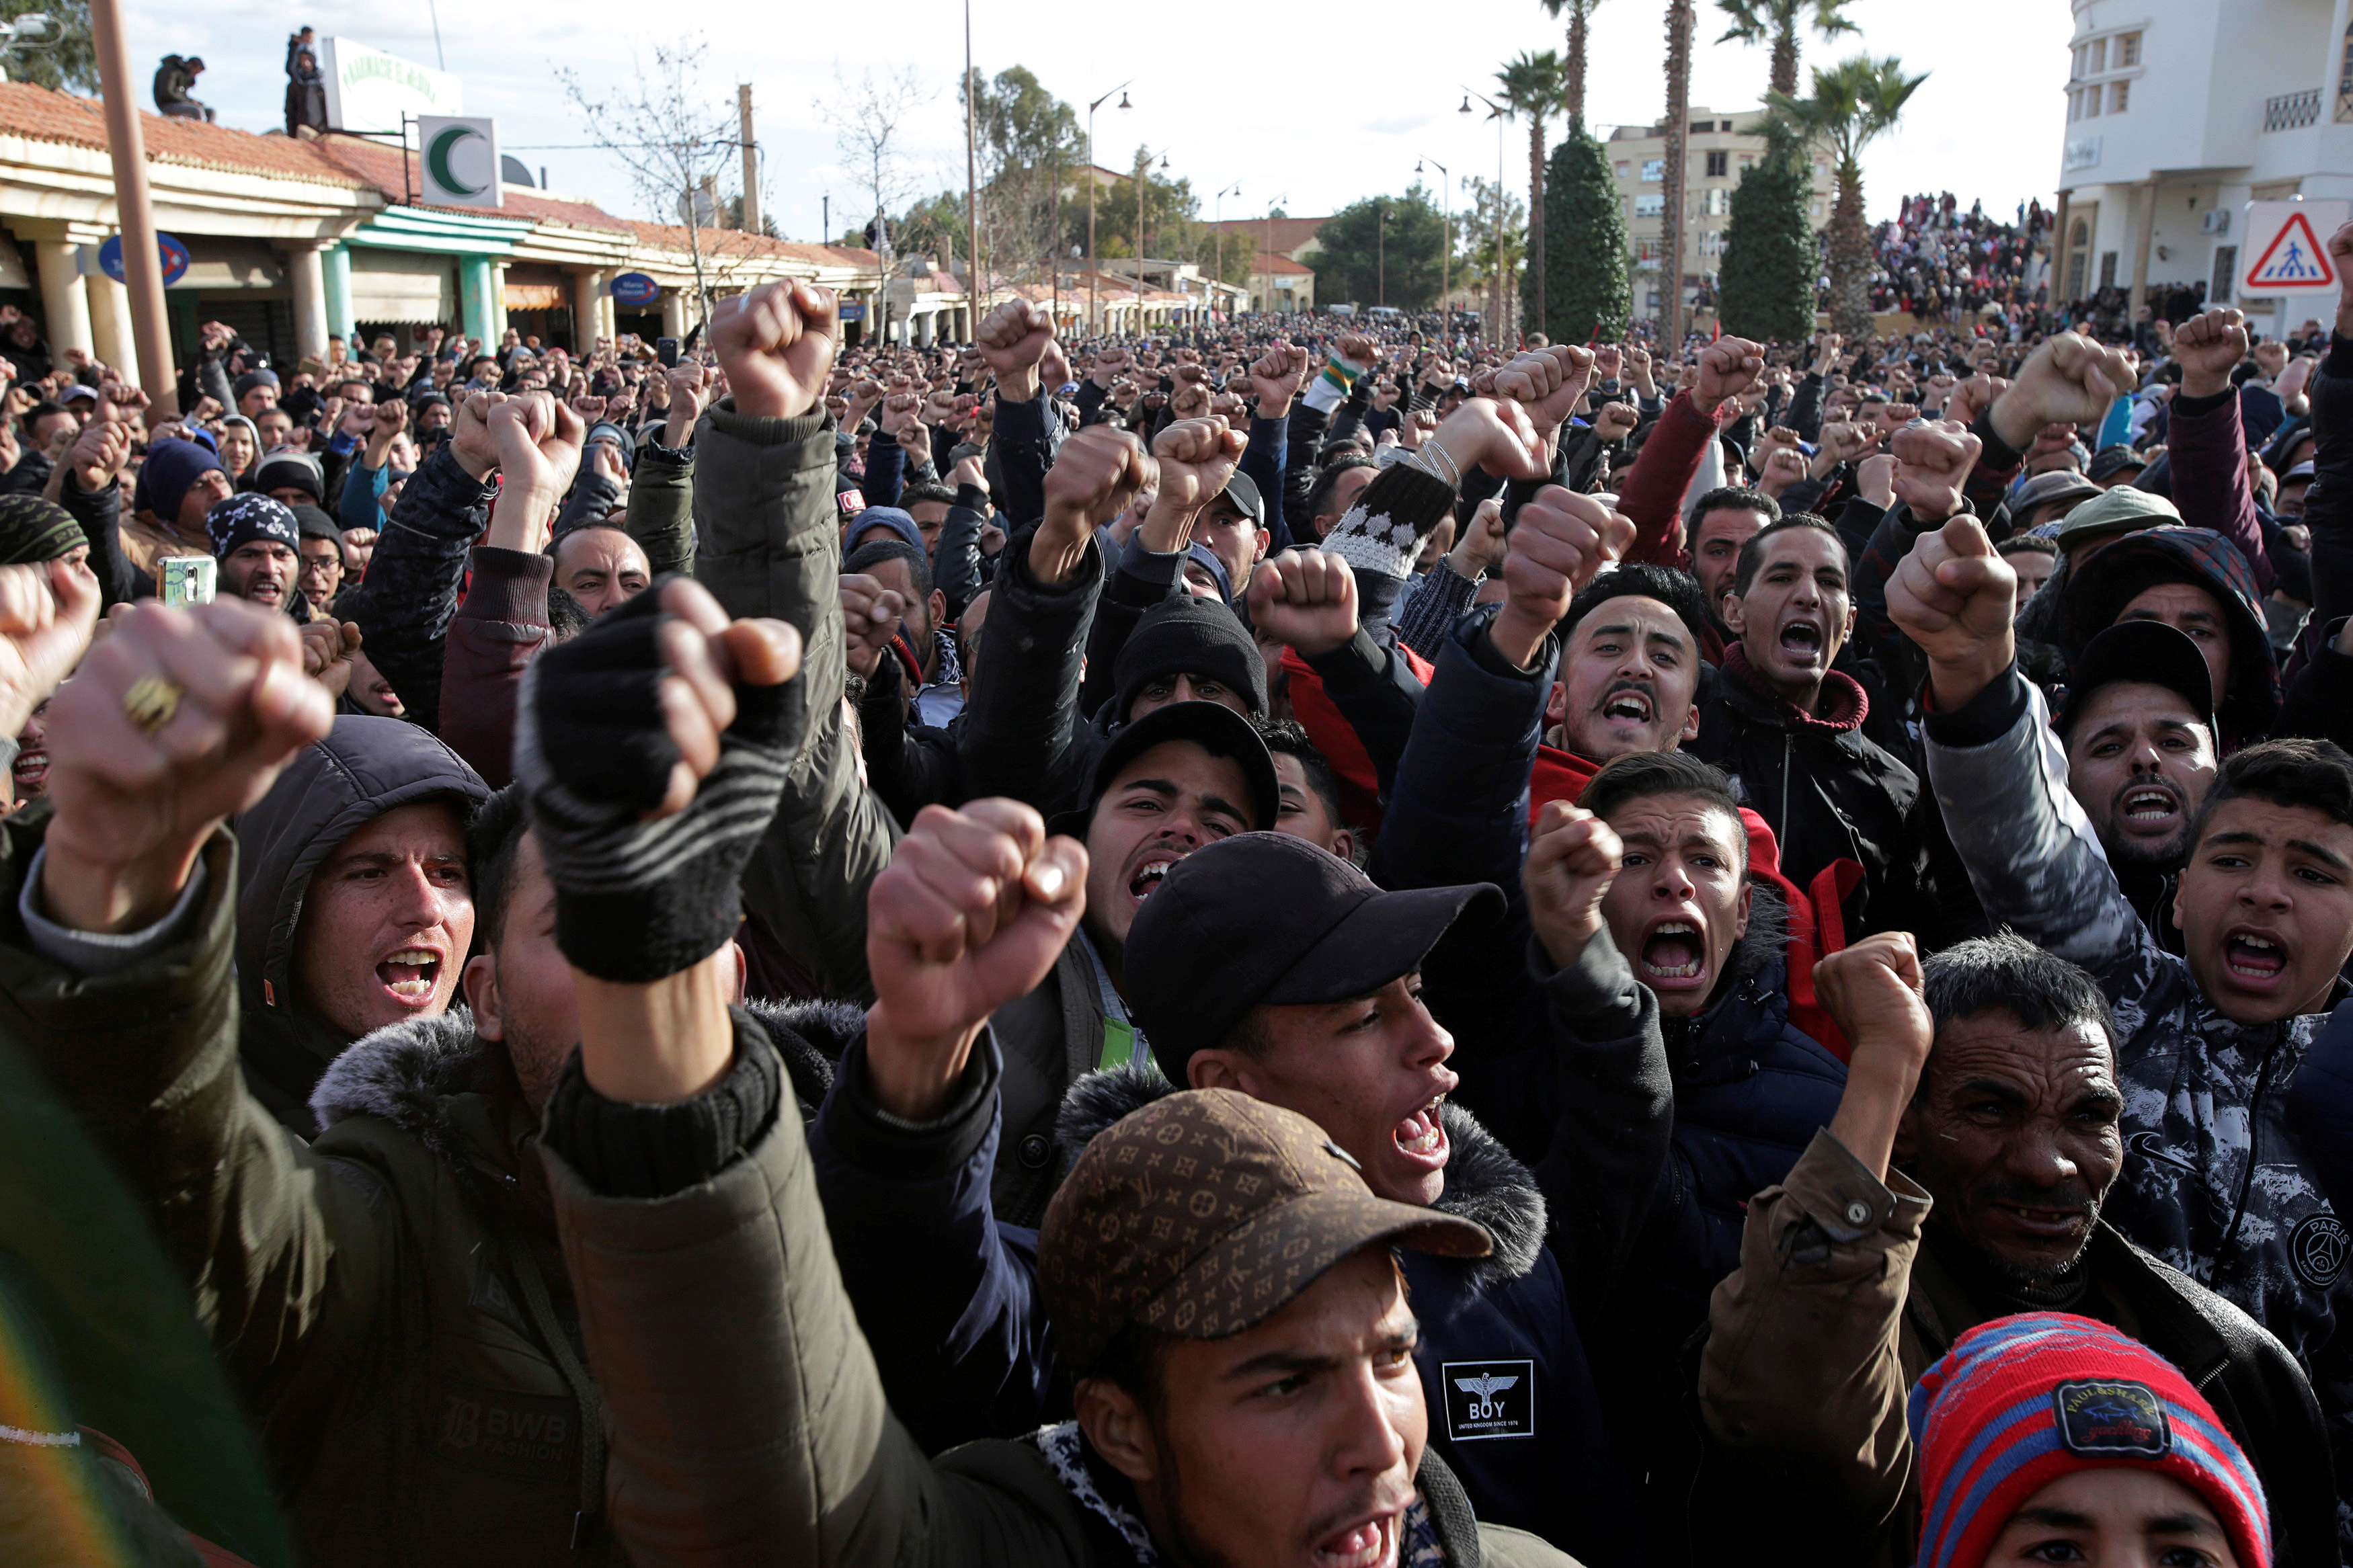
top-left (2057, 620), bottom-right (2222, 954)
top-left (1694, 931), bottom-right (2334, 1567)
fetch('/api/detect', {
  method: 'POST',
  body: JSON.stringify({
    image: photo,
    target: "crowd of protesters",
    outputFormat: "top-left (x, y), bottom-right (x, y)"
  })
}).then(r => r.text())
top-left (1864, 192), bottom-right (2052, 325)
top-left (1, 198), bottom-right (2352, 1568)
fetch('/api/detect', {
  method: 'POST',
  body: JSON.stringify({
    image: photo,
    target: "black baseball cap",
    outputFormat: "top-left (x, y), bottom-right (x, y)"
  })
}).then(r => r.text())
top-left (1055, 700), bottom-right (1281, 841)
top-left (1210, 470), bottom-right (1265, 531)
top-left (1125, 831), bottom-right (1501, 1087)
top-left (2061, 620), bottom-right (2217, 745)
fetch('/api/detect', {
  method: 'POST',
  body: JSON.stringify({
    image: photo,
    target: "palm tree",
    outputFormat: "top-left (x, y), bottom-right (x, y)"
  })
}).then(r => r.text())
top-left (1716, 0), bottom-right (1858, 97)
top-left (1497, 51), bottom-right (1568, 343)
top-left (1540, 0), bottom-right (1607, 127)
top-left (1661, 0), bottom-right (1695, 343)
top-left (1772, 54), bottom-right (1927, 339)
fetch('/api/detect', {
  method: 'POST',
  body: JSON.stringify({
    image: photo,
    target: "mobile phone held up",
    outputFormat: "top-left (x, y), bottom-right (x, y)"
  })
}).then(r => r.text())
top-left (161, 556), bottom-right (216, 607)
top-left (657, 337), bottom-right (680, 368)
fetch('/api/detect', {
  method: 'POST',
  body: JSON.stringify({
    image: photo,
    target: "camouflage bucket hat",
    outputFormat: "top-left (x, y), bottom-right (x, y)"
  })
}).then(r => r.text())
top-left (1037, 1088), bottom-right (1490, 1376)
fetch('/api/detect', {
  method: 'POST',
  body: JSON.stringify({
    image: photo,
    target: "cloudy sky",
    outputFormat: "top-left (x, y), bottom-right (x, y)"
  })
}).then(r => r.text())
top-left (132, 0), bottom-right (2072, 240)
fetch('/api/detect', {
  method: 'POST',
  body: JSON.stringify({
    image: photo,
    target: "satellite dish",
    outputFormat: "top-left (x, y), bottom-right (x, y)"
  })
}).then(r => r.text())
top-left (500, 155), bottom-right (535, 188)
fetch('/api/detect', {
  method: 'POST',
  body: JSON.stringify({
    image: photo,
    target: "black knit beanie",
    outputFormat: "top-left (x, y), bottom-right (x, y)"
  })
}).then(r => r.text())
top-left (1111, 595), bottom-right (1267, 721)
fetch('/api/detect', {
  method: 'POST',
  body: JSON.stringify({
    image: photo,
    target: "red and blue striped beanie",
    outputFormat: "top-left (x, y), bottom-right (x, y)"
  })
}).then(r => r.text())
top-left (1907, 1313), bottom-right (2270, 1568)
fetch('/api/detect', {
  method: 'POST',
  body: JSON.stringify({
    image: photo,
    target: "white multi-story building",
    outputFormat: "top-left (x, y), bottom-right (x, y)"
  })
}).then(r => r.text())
top-left (2056, 0), bottom-right (2353, 321)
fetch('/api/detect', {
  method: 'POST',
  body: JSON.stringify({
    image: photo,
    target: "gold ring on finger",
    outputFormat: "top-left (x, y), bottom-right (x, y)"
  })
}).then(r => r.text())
top-left (122, 675), bottom-right (184, 734)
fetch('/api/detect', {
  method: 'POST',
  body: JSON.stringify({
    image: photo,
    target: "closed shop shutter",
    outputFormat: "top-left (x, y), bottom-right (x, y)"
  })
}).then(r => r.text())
top-left (348, 250), bottom-right (458, 323)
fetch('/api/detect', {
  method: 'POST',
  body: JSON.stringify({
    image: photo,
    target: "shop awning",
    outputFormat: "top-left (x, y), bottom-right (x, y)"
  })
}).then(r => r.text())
top-left (348, 249), bottom-right (456, 324)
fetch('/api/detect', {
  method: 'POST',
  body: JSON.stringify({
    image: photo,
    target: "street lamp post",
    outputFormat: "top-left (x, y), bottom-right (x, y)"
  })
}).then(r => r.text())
top-left (1213, 181), bottom-right (1240, 321)
top-left (1462, 88), bottom-right (1511, 347)
top-left (1417, 157), bottom-right (1450, 337)
top-left (1135, 148), bottom-right (1169, 330)
top-left (1086, 81), bottom-right (1133, 337)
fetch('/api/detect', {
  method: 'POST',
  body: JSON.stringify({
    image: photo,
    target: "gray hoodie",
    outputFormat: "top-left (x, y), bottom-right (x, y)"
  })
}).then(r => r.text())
top-left (232, 714), bottom-right (487, 1134)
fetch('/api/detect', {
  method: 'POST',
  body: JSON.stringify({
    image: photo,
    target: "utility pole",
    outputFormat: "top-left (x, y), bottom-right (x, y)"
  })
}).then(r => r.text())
top-left (738, 84), bottom-right (759, 235)
top-left (1378, 199), bottom-right (1386, 308)
top-left (964, 0), bottom-right (981, 337)
top-left (87, 0), bottom-right (177, 413)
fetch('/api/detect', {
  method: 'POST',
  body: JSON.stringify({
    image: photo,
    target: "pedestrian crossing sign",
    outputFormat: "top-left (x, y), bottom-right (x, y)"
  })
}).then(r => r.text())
top-left (2242, 203), bottom-right (2347, 294)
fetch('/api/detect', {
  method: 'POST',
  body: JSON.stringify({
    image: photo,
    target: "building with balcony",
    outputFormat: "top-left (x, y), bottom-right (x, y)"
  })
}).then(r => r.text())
top-left (2055, 0), bottom-right (2353, 322)
top-left (1606, 108), bottom-right (1837, 320)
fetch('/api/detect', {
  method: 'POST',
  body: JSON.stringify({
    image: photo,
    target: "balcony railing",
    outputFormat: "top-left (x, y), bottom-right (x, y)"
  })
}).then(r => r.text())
top-left (2266, 88), bottom-right (2322, 132)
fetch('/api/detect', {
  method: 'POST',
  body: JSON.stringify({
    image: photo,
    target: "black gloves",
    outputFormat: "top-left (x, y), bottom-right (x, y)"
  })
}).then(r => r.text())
top-left (513, 578), bottom-right (805, 982)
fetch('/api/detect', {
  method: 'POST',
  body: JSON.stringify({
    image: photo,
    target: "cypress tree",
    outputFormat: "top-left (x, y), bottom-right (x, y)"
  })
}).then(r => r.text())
top-left (1527, 124), bottom-right (1629, 342)
top-left (1716, 128), bottom-right (1819, 343)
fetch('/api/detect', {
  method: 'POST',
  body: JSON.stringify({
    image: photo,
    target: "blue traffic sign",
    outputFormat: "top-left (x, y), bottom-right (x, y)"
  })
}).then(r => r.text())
top-left (609, 272), bottom-right (660, 307)
top-left (99, 232), bottom-right (190, 288)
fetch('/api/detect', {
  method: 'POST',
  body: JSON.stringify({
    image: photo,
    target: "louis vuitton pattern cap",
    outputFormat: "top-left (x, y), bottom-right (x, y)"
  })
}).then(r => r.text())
top-left (1037, 1088), bottom-right (1490, 1376)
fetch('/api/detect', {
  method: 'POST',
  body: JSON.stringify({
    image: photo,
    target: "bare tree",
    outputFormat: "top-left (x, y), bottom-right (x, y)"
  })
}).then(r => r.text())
top-left (558, 41), bottom-right (740, 333)
top-left (827, 66), bottom-right (925, 339)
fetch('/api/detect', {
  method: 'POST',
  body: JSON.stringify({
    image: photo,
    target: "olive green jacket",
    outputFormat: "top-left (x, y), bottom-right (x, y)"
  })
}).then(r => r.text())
top-left (0, 812), bottom-right (627, 1568)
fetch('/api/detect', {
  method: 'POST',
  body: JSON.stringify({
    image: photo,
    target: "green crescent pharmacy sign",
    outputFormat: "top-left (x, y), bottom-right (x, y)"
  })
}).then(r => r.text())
top-left (418, 116), bottom-right (502, 210)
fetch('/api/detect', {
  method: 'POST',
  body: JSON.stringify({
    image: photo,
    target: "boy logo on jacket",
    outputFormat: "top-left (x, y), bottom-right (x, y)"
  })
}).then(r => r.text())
top-left (1443, 1361), bottom-right (1535, 1441)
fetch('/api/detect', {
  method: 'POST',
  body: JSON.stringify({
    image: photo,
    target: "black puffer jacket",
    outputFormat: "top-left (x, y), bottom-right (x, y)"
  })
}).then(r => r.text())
top-left (1693, 649), bottom-right (1979, 949)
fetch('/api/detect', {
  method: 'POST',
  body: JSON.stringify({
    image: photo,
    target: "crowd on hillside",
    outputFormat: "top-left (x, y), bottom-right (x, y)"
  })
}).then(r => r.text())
top-left (3, 205), bottom-right (2353, 1568)
top-left (1863, 191), bottom-right (2052, 325)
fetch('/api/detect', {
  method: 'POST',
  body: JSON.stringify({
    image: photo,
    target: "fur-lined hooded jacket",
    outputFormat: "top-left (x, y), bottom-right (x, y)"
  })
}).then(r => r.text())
top-left (0, 805), bottom-right (859, 1566)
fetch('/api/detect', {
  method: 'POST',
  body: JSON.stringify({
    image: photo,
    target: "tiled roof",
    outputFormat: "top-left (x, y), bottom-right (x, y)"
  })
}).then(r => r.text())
top-left (1252, 253), bottom-right (1314, 275)
top-left (0, 81), bottom-right (369, 185)
top-left (313, 134), bottom-right (627, 229)
top-left (770, 241), bottom-right (883, 269)
top-left (1206, 215), bottom-right (1329, 254)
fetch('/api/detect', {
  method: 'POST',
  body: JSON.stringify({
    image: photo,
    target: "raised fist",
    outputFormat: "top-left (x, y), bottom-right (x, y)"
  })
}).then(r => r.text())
top-left (1887, 419), bottom-right (1982, 525)
top-left (42, 596), bottom-right (329, 933)
top-left (1148, 415), bottom-right (1247, 519)
top-left (1525, 799), bottom-right (1623, 969)
top-left (1037, 425), bottom-right (1155, 579)
top-left (1494, 344), bottom-right (1597, 437)
top-left (1169, 366), bottom-right (1213, 421)
top-left (976, 300), bottom-right (1055, 401)
top-left (450, 389), bottom-right (505, 480)
top-left (1815, 931), bottom-right (1932, 1079)
top-left (839, 573), bottom-right (908, 679)
top-left (1245, 341), bottom-right (1310, 417)
top-left (1691, 336), bottom-right (1764, 415)
top-left (865, 798), bottom-right (1088, 1118)
top-left (1245, 548), bottom-right (1360, 659)
top-left (709, 280), bottom-right (838, 421)
top-left (1885, 515), bottom-right (2016, 709)
top-left (1492, 485), bottom-right (1634, 666)
top-left (2171, 307), bottom-right (2249, 399)
top-left (1989, 333), bottom-right (2135, 452)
